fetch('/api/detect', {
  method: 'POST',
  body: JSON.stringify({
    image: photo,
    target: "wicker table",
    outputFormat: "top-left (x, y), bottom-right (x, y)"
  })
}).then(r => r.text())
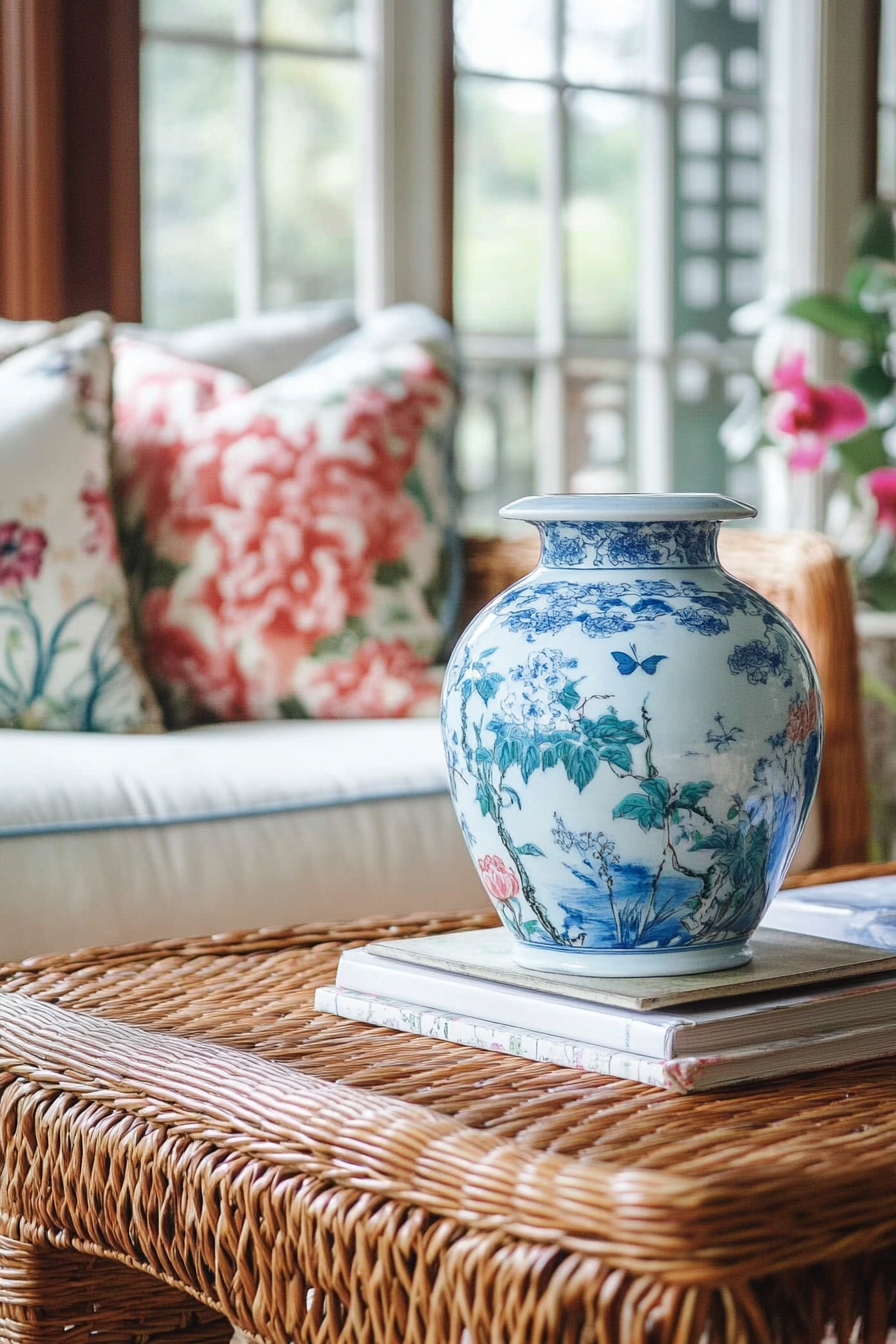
top-left (2, 895), bottom-right (896, 1344)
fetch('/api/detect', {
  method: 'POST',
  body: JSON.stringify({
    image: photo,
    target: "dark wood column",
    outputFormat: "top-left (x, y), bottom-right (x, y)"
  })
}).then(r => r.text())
top-left (0, 0), bottom-right (65, 319)
top-left (0, 0), bottom-right (141, 322)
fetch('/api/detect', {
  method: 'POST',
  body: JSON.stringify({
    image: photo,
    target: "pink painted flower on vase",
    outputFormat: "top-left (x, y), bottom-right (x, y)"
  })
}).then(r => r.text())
top-left (767, 352), bottom-right (868, 471)
top-left (478, 854), bottom-right (521, 903)
top-left (0, 520), bottom-right (48, 587)
top-left (866, 466), bottom-right (896, 531)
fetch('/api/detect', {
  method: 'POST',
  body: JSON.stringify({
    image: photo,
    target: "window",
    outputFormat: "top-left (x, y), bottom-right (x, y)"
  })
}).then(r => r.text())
top-left (140, 0), bottom-right (362, 329)
top-left (880, 0), bottom-right (896, 200)
top-left (452, 0), bottom-right (765, 531)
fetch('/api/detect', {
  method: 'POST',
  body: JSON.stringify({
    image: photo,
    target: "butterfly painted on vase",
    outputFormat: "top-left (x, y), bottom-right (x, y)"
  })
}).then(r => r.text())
top-left (611, 644), bottom-right (667, 676)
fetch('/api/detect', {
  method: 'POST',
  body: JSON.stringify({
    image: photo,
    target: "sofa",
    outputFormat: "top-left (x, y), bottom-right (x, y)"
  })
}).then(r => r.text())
top-left (0, 303), bottom-right (490, 961)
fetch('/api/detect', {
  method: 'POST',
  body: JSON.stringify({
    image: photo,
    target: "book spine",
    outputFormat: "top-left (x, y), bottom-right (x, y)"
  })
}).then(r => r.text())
top-left (315, 986), bottom-right (678, 1090)
top-left (336, 952), bottom-right (678, 1057)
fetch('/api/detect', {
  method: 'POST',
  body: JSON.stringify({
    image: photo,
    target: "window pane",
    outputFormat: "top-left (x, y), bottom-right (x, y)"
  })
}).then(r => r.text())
top-left (454, 79), bottom-right (550, 335)
top-left (881, 0), bottom-right (896, 106)
top-left (141, 42), bottom-right (238, 328)
top-left (566, 360), bottom-right (633, 493)
top-left (673, 2), bottom-right (763, 345)
top-left (563, 0), bottom-right (649, 89)
top-left (142, 0), bottom-right (236, 35)
top-left (454, 0), bottom-right (553, 80)
top-left (566, 92), bottom-right (640, 337)
top-left (880, 108), bottom-right (896, 201)
top-left (261, 55), bottom-right (358, 309)
top-left (673, 356), bottom-right (744, 494)
top-left (262, 0), bottom-right (357, 48)
top-left (455, 366), bottom-right (536, 532)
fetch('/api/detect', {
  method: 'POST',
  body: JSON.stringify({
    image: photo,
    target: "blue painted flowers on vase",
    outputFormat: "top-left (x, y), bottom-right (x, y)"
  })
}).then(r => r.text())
top-left (441, 495), bottom-right (823, 976)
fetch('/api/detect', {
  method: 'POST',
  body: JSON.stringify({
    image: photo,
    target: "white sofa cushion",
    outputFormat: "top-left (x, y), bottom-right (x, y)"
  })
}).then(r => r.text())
top-left (0, 719), bottom-right (484, 960)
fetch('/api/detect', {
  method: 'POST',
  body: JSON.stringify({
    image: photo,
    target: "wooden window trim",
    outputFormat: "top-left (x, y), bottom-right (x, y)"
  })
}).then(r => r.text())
top-left (0, 0), bottom-right (141, 321)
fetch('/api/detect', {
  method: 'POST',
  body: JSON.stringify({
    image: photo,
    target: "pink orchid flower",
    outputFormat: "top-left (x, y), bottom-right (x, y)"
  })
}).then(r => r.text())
top-left (768, 352), bottom-right (868, 471)
top-left (866, 466), bottom-right (896, 532)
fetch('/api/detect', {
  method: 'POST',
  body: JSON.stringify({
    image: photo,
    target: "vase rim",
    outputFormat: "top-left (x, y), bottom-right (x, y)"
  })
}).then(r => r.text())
top-left (499, 493), bottom-right (757, 524)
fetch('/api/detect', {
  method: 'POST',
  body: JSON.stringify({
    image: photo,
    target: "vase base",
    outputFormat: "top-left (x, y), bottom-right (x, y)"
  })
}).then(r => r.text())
top-left (511, 939), bottom-right (752, 978)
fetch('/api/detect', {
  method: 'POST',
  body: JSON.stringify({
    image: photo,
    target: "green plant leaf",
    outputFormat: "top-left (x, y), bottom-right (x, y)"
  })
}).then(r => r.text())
top-left (423, 542), bottom-right (453, 618)
top-left (613, 789), bottom-right (664, 832)
top-left (558, 740), bottom-right (598, 792)
top-left (860, 569), bottom-right (896, 611)
top-left (278, 695), bottom-right (311, 720)
top-left (837, 426), bottom-right (889, 482)
top-left (851, 200), bottom-right (896, 261)
top-left (640, 777), bottom-right (671, 810)
top-left (581, 712), bottom-right (644, 745)
top-left (845, 256), bottom-right (896, 309)
top-left (476, 672), bottom-right (503, 703)
top-left (520, 742), bottom-right (541, 783)
top-left (403, 465), bottom-right (435, 522)
top-left (495, 737), bottom-right (520, 773)
top-left (598, 742), bottom-right (633, 772)
top-left (784, 293), bottom-right (879, 344)
top-left (690, 821), bottom-right (739, 853)
top-left (845, 258), bottom-right (880, 305)
top-left (849, 361), bottom-right (895, 404)
top-left (375, 557), bottom-right (412, 588)
top-left (678, 780), bottom-right (714, 809)
top-left (558, 680), bottom-right (581, 710)
top-left (517, 842), bottom-right (546, 857)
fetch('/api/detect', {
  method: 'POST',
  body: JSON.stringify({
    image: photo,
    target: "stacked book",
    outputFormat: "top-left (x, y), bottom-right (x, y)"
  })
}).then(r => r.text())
top-left (315, 915), bottom-right (896, 1093)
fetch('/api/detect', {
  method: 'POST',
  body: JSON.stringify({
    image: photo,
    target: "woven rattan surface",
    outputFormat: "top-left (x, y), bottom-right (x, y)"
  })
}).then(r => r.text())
top-left (2, 890), bottom-right (896, 1344)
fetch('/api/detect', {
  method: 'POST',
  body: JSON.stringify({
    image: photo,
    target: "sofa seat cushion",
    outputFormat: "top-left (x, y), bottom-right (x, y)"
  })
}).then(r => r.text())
top-left (0, 719), bottom-right (483, 960)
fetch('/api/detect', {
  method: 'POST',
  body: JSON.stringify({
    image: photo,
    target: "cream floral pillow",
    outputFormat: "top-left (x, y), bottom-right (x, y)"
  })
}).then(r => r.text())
top-left (0, 316), bottom-right (161, 731)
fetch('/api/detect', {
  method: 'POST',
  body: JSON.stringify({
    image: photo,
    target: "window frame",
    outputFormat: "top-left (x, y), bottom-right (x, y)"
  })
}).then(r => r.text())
top-left (0, 0), bottom-right (881, 537)
top-left (0, 0), bottom-right (141, 322)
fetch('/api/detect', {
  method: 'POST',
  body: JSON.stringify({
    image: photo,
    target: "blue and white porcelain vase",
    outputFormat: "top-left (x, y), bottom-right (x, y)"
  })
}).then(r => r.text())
top-left (441, 495), bottom-right (823, 976)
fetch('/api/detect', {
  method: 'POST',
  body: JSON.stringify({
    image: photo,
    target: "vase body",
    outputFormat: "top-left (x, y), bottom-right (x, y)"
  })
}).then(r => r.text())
top-left (441, 495), bottom-right (823, 976)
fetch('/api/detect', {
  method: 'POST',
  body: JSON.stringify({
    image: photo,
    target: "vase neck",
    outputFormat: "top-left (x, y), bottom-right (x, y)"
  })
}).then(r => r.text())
top-left (537, 520), bottom-right (721, 569)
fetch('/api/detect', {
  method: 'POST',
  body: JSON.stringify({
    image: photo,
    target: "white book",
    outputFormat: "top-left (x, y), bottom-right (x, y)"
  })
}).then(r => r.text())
top-left (763, 876), bottom-right (896, 951)
top-left (337, 928), bottom-right (896, 1059)
top-left (314, 984), bottom-right (896, 1094)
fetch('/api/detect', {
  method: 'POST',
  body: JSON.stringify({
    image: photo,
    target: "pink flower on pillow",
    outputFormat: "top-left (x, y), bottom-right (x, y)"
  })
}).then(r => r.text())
top-left (293, 638), bottom-right (442, 718)
top-left (0, 520), bottom-right (48, 587)
top-left (79, 478), bottom-right (120, 560)
top-left (141, 588), bottom-right (250, 721)
top-left (176, 412), bottom-right (421, 658)
top-left (343, 359), bottom-right (449, 487)
top-left (767, 352), bottom-right (868, 471)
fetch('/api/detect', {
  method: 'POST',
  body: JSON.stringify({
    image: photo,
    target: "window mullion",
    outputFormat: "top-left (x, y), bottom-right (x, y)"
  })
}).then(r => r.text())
top-left (236, 0), bottom-right (262, 316)
top-left (635, 0), bottom-right (673, 492)
top-left (535, 0), bottom-right (567, 495)
top-left (356, 0), bottom-right (394, 316)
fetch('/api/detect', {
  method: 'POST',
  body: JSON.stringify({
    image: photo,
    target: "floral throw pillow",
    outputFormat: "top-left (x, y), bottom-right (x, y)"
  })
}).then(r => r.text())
top-left (0, 316), bottom-right (161, 732)
top-left (112, 319), bottom-right (459, 725)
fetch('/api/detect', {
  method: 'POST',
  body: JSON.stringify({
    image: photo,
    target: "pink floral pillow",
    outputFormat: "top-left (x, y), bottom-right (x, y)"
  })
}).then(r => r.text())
top-left (112, 328), bottom-right (458, 726)
top-left (0, 316), bottom-right (161, 732)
